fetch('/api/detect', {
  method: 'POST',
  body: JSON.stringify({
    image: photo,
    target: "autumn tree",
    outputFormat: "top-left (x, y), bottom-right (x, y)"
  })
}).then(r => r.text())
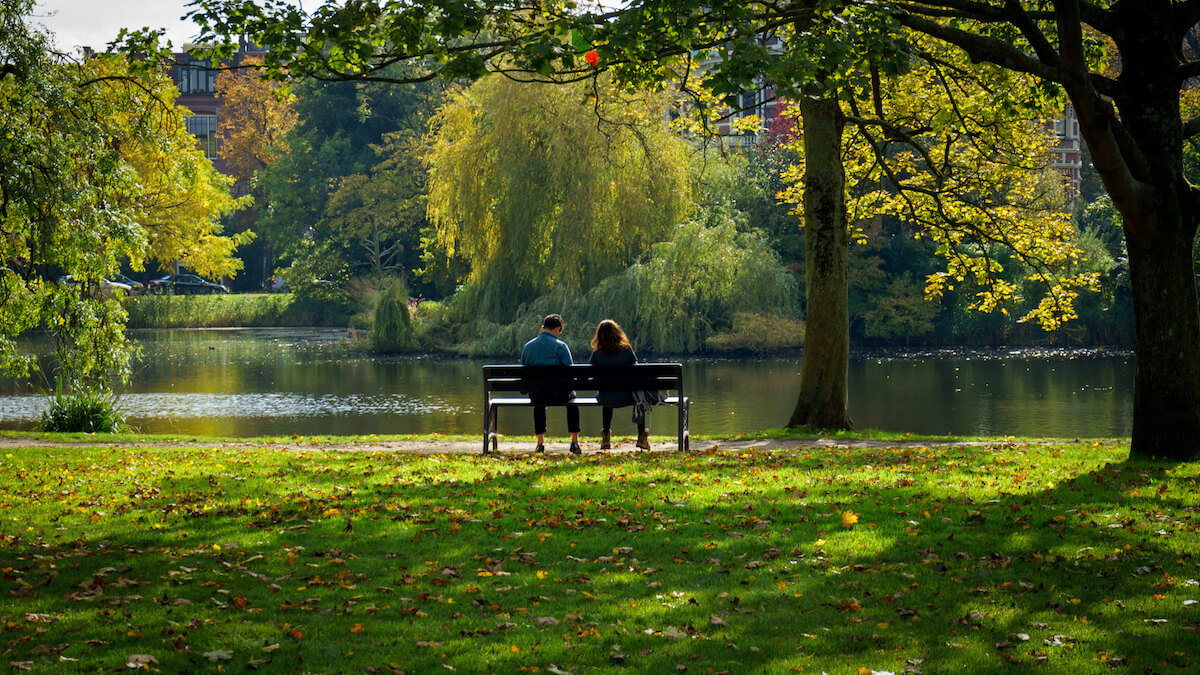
top-left (215, 54), bottom-right (298, 185)
top-left (2, 1), bottom-right (246, 408)
top-left (85, 56), bottom-right (250, 280)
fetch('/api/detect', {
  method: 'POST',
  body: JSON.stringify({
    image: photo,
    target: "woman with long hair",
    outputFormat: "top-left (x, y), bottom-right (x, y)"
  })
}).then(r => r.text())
top-left (588, 319), bottom-right (649, 450)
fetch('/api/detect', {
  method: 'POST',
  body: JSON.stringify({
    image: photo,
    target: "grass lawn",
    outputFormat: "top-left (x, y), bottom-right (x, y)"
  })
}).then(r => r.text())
top-left (1, 438), bottom-right (1197, 673)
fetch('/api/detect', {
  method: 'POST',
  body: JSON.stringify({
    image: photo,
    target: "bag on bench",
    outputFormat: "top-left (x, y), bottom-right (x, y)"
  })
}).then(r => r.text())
top-left (632, 389), bottom-right (663, 425)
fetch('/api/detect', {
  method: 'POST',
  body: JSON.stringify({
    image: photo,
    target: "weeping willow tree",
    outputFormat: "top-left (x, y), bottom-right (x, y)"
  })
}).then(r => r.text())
top-left (424, 74), bottom-right (692, 319)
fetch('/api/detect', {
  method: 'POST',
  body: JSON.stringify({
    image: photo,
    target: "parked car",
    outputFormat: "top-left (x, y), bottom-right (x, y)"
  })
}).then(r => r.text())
top-left (58, 275), bottom-right (133, 298)
top-left (111, 273), bottom-right (145, 295)
top-left (268, 277), bottom-right (289, 293)
top-left (148, 274), bottom-right (230, 295)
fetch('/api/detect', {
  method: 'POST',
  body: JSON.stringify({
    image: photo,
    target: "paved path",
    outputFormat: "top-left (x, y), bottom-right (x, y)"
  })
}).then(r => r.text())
top-left (0, 434), bottom-right (1089, 455)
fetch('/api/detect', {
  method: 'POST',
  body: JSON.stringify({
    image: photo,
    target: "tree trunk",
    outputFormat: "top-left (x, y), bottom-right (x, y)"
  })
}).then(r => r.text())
top-left (1116, 87), bottom-right (1200, 461)
top-left (1064, 2), bottom-right (1200, 461)
top-left (788, 94), bottom-right (853, 430)
top-left (1125, 222), bottom-right (1200, 460)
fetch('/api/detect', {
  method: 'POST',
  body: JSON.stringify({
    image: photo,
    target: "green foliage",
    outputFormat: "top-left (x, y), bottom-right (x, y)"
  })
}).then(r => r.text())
top-left (254, 70), bottom-right (449, 297)
top-left (425, 75), bottom-right (692, 318)
top-left (607, 216), bottom-right (798, 353)
top-left (2, 5), bottom-right (249, 397)
top-left (428, 211), bottom-right (799, 356)
top-left (326, 131), bottom-right (429, 281)
top-left (38, 377), bottom-right (128, 433)
top-left (780, 38), bottom-right (1093, 334)
top-left (126, 294), bottom-right (350, 328)
top-left (861, 274), bottom-right (939, 341)
top-left (705, 312), bottom-right (805, 353)
top-left (368, 278), bottom-right (414, 353)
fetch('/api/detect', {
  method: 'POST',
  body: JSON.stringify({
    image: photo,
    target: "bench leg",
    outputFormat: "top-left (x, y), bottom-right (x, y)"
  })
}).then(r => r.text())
top-left (483, 402), bottom-right (491, 455)
top-left (489, 404), bottom-right (499, 453)
top-left (678, 400), bottom-right (690, 452)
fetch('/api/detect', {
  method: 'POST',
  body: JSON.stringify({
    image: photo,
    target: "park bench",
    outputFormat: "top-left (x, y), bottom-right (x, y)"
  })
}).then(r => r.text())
top-left (482, 363), bottom-right (690, 454)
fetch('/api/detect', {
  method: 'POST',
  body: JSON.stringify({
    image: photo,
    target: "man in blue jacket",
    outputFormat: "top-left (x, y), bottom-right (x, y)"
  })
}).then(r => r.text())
top-left (521, 314), bottom-right (582, 454)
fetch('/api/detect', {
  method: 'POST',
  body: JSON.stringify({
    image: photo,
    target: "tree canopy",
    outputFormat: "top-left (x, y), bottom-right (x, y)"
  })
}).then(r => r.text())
top-left (2, 0), bottom-right (246, 390)
top-left (424, 74), bottom-right (692, 317)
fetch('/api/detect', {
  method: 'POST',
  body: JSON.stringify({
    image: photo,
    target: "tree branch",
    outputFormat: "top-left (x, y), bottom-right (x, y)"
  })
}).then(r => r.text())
top-left (893, 12), bottom-right (1065, 84)
top-left (1055, 0), bottom-right (1153, 243)
top-left (1002, 0), bottom-right (1059, 66)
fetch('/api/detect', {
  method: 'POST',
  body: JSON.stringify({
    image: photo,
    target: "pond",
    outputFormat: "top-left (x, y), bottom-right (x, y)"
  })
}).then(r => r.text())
top-left (0, 329), bottom-right (1133, 438)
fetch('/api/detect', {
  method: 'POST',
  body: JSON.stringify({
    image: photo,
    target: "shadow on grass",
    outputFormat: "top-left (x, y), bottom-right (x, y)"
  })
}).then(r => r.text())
top-left (1, 443), bottom-right (1195, 672)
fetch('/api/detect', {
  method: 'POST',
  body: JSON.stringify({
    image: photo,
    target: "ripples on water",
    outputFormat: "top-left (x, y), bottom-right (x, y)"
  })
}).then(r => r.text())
top-left (0, 392), bottom-right (463, 422)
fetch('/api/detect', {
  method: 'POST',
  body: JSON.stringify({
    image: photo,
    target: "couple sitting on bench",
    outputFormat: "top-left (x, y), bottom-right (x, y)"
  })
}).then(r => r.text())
top-left (521, 314), bottom-right (650, 454)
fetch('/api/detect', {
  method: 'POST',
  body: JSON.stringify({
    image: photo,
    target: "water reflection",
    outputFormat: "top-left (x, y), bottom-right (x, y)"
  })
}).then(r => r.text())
top-left (0, 329), bottom-right (1134, 438)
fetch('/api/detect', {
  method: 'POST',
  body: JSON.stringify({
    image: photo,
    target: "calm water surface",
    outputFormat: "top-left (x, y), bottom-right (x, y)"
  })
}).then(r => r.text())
top-left (0, 329), bottom-right (1133, 438)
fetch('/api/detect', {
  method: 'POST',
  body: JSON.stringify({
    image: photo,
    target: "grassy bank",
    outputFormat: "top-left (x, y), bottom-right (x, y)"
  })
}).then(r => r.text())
top-left (1, 437), bottom-right (1195, 673)
top-left (125, 294), bottom-right (350, 329)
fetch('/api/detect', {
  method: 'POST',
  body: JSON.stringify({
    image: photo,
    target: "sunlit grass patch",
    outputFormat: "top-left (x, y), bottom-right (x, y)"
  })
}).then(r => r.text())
top-left (1, 440), bottom-right (1197, 672)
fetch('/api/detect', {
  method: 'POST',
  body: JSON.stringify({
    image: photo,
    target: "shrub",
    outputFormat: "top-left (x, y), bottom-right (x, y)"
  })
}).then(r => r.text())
top-left (39, 381), bottom-right (127, 433)
top-left (706, 312), bottom-right (805, 353)
top-left (368, 279), bottom-right (414, 353)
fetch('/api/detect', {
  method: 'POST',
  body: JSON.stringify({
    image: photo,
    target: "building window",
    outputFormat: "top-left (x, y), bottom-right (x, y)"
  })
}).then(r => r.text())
top-left (187, 115), bottom-right (218, 159)
top-left (178, 61), bottom-right (217, 94)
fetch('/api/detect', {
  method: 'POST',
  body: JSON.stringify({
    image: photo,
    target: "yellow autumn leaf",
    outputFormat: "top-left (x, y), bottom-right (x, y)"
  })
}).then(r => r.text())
top-left (841, 510), bottom-right (859, 528)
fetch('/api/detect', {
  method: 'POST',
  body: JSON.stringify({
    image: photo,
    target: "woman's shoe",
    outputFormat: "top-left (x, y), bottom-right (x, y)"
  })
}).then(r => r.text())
top-left (636, 431), bottom-right (650, 450)
top-left (600, 430), bottom-right (611, 450)
top-left (569, 441), bottom-right (582, 455)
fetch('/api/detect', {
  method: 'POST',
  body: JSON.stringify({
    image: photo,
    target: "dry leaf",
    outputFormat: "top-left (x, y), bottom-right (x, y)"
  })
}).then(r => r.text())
top-left (126, 654), bottom-right (159, 668)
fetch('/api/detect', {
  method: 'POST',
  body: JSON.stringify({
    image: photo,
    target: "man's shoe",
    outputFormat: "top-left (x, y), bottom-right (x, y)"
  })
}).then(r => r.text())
top-left (569, 442), bottom-right (582, 455)
top-left (535, 443), bottom-right (545, 453)
top-left (600, 430), bottom-right (611, 450)
top-left (636, 431), bottom-right (651, 450)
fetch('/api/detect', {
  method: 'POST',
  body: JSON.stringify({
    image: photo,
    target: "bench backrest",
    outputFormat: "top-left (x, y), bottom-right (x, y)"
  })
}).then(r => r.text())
top-left (483, 363), bottom-right (684, 394)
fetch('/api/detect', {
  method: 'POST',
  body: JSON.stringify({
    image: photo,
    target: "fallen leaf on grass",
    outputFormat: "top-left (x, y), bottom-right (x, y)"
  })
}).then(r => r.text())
top-left (841, 511), bottom-right (859, 528)
top-left (662, 626), bottom-right (688, 641)
top-left (416, 641), bottom-right (444, 648)
top-left (202, 649), bottom-right (233, 662)
top-left (126, 654), bottom-right (158, 668)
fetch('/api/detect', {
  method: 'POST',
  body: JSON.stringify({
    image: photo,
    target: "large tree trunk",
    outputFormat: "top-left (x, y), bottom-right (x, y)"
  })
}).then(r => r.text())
top-left (1125, 220), bottom-right (1200, 460)
top-left (1117, 84), bottom-right (1200, 460)
top-left (1064, 1), bottom-right (1200, 461)
top-left (788, 94), bottom-right (853, 430)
